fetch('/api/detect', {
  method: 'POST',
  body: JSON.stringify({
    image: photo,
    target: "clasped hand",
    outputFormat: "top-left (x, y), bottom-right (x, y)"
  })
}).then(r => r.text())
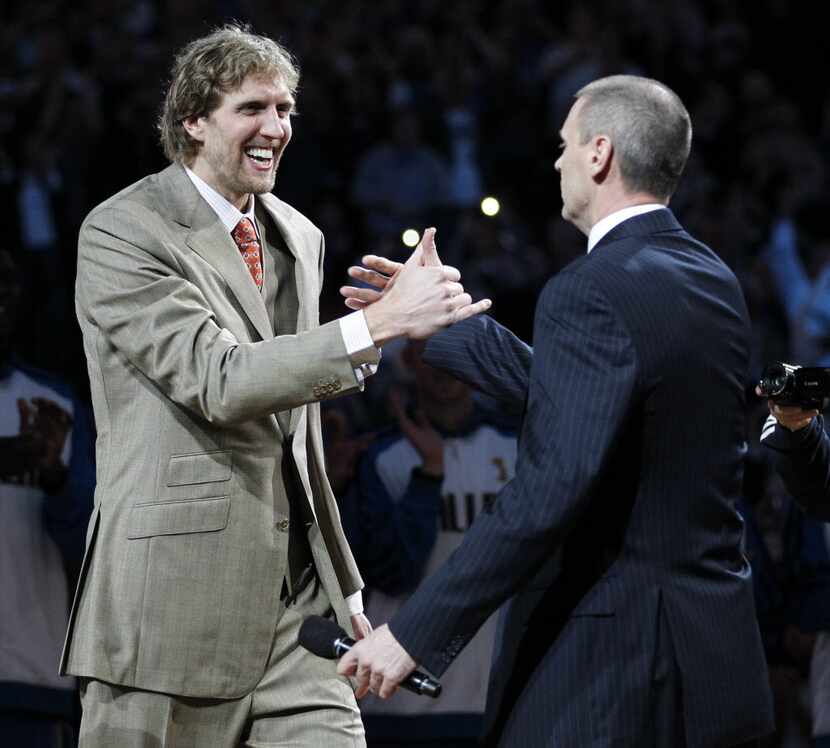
top-left (336, 623), bottom-right (417, 700)
top-left (340, 228), bottom-right (491, 344)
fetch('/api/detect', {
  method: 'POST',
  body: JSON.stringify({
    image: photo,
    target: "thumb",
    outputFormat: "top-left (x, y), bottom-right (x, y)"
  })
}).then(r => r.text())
top-left (418, 227), bottom-right (441, 267)
top-left (404, 243), bottom-right (424, 267)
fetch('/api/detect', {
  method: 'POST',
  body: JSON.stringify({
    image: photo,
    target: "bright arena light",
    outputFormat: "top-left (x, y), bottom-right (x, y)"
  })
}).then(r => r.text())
top-left (402, 229), bottom-right (420, 247)
top-left (481, 196), bottom-right (500, 217)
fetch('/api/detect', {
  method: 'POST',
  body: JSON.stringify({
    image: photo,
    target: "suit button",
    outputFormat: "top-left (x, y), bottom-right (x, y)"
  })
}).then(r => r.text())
top-left (277, 518), bottom-right (290, 532)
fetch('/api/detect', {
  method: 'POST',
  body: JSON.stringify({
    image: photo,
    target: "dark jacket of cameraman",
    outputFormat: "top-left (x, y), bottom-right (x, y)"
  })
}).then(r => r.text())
top-left (762, 414), bottom-right (830, 519)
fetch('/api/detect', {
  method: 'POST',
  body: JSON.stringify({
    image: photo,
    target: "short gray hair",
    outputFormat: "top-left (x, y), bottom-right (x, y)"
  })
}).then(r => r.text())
top-left (575, 75), bottom-right (692, 200)
top-left (158, 24), bottom-right (299, 164)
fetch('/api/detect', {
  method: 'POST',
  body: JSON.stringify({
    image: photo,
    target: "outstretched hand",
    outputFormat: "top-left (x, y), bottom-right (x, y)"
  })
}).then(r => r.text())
top-left (340, 225), bottom-right (442, 309)
top-left (341, 228), bottom-right (490, 340)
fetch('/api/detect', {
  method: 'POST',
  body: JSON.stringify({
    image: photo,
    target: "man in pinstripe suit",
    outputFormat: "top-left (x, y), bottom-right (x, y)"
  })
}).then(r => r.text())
top-left (340, 76), bottom-right (774, 747)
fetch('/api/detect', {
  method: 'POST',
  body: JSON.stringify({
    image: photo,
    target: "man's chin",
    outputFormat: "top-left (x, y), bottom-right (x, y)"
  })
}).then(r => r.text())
top-left (249, 171), bottom-right (278, 195)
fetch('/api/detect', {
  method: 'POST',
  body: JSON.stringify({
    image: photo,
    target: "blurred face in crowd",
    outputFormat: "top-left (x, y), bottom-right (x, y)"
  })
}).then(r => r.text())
top-left (555, 97), bottom-right (595, 235)
top-left (183, 73), bottom-right (294, 211)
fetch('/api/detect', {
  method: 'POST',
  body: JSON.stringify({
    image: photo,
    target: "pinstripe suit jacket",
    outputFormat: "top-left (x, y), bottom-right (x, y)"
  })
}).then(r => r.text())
top-left (60, 164), bottom-right (369, 698)
top-left (391, 209), bottom-right (774, 747)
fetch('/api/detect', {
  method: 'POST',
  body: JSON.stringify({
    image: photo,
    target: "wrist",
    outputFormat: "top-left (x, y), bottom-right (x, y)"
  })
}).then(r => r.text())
top-left (363, 299), bottom-right (406, 347)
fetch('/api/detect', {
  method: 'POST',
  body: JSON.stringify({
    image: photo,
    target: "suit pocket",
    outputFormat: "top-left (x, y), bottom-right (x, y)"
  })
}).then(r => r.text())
top-left (167, 450), bottom-right (232, 486)
top-left (127, 496), bottom-right (230, 538)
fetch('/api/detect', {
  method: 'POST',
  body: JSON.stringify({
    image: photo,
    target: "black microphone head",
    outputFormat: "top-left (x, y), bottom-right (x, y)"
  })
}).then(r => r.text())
top-left (298, 615), bottom-right (347, 659)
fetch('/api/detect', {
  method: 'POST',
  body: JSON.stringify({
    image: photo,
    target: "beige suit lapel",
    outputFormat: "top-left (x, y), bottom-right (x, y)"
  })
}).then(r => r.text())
top-left (160, 165), bottom-right (274, 342)
top-left (259, 196), bottom-right (319, 515)
top-left (258, 197), bottom-right (318, 439)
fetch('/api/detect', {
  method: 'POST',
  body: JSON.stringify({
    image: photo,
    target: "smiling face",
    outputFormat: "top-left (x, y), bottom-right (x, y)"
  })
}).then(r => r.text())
top-left (554, 98), bottom-right (595, 235)
top-left (183, 74), bottom-right (294, 210)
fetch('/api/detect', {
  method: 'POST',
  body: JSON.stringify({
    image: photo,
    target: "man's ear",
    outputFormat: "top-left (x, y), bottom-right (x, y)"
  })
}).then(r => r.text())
top-left (589, 134), bottom-right (613, 180)
top-left (181, 115), bottom-right (206, 144)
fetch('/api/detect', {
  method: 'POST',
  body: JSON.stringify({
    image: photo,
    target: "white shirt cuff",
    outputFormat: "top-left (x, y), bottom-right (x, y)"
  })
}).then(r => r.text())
top-left (345, 590), bottom-right (364, 616)
top-left (339, 311), bottom-right (381, 385)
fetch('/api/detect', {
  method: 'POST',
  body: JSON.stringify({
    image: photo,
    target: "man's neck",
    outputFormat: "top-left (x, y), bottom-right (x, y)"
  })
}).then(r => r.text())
top-left (589, 192), bottom-right (666, 230)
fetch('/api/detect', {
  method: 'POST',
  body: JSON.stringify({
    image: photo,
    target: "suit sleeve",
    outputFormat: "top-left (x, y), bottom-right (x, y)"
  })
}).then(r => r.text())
top-left (762, 415), bottom-right (830, 520)
top-left (76, 204), bottom-right (359, 425)
top-left (389, 271), bottom-right (637, 676)
top-left (422, 315), bottom-right (533, 412)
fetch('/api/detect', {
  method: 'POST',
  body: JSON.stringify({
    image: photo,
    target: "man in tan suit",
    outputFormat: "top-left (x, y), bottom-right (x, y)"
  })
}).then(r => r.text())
top-left (61, 25), bottom-right (488, 747)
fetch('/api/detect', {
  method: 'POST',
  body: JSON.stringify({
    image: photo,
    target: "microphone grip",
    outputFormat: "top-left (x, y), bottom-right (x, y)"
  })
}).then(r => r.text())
top-left (333, 636), bottom-right (443, 698)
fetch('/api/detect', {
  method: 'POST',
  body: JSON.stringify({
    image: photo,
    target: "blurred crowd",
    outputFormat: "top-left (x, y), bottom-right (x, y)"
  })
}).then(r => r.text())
top-left (3, 0), bottom-right (830, 745)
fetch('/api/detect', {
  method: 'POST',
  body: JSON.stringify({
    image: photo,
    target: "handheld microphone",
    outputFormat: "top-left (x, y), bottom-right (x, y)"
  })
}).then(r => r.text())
top-left (298, 615), bottom-right (442, 698)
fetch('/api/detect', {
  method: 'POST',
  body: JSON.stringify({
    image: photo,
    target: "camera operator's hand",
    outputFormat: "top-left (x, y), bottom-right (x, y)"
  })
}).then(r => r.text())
top-left (756, 386), bottom-right (818, 431)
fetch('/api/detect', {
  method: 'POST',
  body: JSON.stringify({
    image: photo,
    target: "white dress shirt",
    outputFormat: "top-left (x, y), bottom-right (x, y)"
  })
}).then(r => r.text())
top-left (587, 203), bottom-right (665, 253)
top-left (185, 168), bottom-right (367, 616)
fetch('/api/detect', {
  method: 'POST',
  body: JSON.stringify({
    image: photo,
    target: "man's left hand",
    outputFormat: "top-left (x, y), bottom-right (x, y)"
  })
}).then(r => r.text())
top-left (351, 612), bottom-right (373, 640)
top-left (337, 623), bottom-right (417, 699)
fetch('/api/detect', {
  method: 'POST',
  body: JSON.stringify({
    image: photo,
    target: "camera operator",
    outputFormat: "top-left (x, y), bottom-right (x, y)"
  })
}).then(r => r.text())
top-left (760, 394), bottom-right (826, 517)
top-left (761, 393), bottom-right (830, 748)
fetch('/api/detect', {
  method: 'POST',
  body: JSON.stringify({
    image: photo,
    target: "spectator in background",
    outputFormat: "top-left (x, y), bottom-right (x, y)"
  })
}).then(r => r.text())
top-left (763, 199), bottom-right (830, 367)
top-left (0, 249), bottom-right (95, 747)
top-left (761, 398), bottom-right (830, 747)
top-left (340, 341), bottom-right (516, 747)
top-left (352, 109), bottom-right (450, 250)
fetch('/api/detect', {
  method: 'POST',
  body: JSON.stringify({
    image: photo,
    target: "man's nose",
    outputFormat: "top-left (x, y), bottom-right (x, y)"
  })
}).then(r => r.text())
top-left (261, 109), bottom-right (288, 139)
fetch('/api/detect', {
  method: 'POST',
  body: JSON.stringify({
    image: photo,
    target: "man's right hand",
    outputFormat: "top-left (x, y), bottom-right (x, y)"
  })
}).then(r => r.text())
top-left (344, 228), bottom-right (491, 345)
top-left (756, 386), bottom-right (818, 431)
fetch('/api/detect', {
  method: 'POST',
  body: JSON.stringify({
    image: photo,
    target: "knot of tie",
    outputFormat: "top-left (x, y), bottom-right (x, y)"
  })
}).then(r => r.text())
top-left (232, 217), bottom-right (263, 290)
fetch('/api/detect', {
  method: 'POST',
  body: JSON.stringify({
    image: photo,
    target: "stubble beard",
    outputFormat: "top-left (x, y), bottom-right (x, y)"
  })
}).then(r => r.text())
top-left (231, 159), bottom-right (278, 197)
top-left (207, 143), bottom-right (280, 200)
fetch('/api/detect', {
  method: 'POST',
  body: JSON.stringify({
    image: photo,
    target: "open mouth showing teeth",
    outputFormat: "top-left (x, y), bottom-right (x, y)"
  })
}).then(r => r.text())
top-left (245, 146), bottom-right (274, 164)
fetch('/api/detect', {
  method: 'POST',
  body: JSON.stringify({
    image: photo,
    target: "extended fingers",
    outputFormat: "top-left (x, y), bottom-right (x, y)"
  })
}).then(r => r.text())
top-left (441, 265), bottom-right (461, 282)
top-left (362, 255), bottom-right (404, 275)
top-left (347, 266), bottom-right (393, 290)
top-left (340, 286), bottom-right (382, 304)
top-left (453, 297), bottom-right (493, 323)
top-left (445, 281), bottom-right (464, 297)
top-left (449, 292), bottom-right (473, 310)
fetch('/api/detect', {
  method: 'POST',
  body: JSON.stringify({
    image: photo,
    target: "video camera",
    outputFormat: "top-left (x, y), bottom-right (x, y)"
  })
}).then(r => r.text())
top-left (758, 362), bottom-right (830, 410)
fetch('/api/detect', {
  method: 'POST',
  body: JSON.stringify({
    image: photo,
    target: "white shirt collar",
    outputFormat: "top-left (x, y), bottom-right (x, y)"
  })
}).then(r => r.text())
top-left (587, 204), bottom-right (665, 254)
top-left (184, 166), bottom-right (257, 234)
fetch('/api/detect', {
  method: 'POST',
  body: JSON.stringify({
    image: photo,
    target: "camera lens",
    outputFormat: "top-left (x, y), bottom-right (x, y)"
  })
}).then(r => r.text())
top-left (759, 362), bottom-right (789, 397)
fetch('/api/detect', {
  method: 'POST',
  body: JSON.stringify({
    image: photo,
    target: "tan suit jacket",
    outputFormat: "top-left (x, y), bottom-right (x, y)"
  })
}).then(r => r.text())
top-left (60, 164), bottom-right (372, 698)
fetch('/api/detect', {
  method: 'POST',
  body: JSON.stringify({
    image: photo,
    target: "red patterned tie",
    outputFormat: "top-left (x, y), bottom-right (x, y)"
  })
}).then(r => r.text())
top-left (231, 217), bottom-right (263, 290)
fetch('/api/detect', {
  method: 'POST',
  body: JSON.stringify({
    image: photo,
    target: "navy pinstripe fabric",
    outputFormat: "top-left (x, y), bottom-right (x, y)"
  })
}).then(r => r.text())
top-left (389, 209), bottom-right (774, 748)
